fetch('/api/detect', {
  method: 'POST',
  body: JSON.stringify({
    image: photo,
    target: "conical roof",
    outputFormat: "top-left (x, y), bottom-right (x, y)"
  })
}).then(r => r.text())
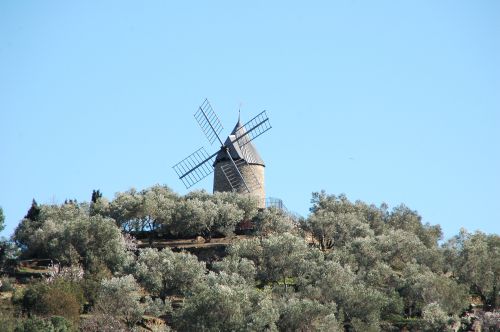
top-left (214, 119), bottom-right (265, 166)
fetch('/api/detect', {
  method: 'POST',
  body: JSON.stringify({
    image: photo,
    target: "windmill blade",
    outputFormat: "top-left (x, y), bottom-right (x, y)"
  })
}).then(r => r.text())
top-left (220, 158), bottom-right (261, 192)
top-left (231, 110), bottom-right (271, 163)
top-left (194, 99), bottom-right (224, 145)
top-left (172, 147), bottom-right (218, 189)
top-left (233, 110), bottom-right (271, 148)
top-left (220, 149), bottom-right (252, 193)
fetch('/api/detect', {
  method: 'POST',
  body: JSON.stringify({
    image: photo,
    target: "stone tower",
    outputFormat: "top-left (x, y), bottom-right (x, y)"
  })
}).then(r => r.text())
top-left (213, 117), bottom-right (266, 208)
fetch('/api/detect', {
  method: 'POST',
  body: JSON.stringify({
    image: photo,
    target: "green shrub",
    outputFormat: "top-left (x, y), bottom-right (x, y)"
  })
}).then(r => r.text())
top-left (14, 316), bottom-right (54, 332)
top-left (19, 280), bottom-right (83, 322)
top-left (0, 276), bottom-right (15, 292)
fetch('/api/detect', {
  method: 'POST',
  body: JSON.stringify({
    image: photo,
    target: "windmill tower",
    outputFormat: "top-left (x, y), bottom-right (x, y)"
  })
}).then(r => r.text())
top-left (173, 99), bottom-right (271, 208)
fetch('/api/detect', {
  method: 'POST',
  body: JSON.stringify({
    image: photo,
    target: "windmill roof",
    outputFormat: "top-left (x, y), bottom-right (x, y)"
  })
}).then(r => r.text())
top-left (214, 119), bottom-right (265, 166)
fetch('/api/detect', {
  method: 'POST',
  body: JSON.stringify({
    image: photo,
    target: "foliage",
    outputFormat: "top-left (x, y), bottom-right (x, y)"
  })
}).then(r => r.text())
top-left (13, 316), bottom-right (73, 332)
top-left (24, 199), bottom-right (41, 222)
top-left (0, 237), bottom-right (20, 270)
top-left (174, 272), bottom-right (279, 331)
top-left (0, 205), bottom-right (5, 233)
top-left (108, 186), bottom-right (178, 233)
top-left (253, 207), bottom-right (296, 236)
top-left (13, 205), bottom-right (133, 273)
top-left (106, 188), bottom-right (257, 239)
top-left (212, 256), bottom-right (257, 282)
top-left (79, 313), bottom-right (127, 332)
top-left (0, 276), bottom-right (15, 292)
top-left (7, 188), bottom-right (500, 331)
top-left (90, 190), bottom-right (102, 204)
top-left (134, 247), bottom-right (206, 301)
top-left (18, 279), bottom-right (84, 323)
top-left (228, 233), bottom-right (312, 288)
top-left (421, 302), bottom-right (452, 331)
top-left (92, 275), bottom-right (144, 327)
top-left (444, 229), bottom-right (500, 308)
top-left (276, 297), bottom-right (342, 332)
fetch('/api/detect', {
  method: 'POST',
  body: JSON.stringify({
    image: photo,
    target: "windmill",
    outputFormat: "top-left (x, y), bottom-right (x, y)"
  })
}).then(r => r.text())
top-left (173, 99), bottom-right (271, 208)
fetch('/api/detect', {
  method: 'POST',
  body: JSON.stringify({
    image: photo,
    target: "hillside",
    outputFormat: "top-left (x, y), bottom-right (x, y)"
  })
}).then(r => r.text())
top-left (0, 186), bottom-right (498, 331)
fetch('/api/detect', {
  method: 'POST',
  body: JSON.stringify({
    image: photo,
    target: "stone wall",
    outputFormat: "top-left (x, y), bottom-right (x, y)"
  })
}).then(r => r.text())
top-left (213, 160), bottom-right (265, 208)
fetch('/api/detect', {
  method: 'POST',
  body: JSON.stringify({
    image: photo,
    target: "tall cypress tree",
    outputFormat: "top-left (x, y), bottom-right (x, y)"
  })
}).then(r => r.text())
top-left (91, 190), bottom-right (102, 203)
top-left (25, 199), bottom-right (41, 222)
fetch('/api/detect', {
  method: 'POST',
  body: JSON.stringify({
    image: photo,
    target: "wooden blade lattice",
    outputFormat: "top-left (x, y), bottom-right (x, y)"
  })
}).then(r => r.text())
top-left (233, 110), bottom-right (271, 161)
top-left (172, 147), bottom-right (218, 189)
top-left (194, 99), bottom-right (224, 145)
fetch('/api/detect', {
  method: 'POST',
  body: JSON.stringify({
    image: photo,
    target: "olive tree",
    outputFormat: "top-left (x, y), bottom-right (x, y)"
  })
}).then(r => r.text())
top-left (134, 248), bottom-right (206, 301)
top-left (254, 207), bottom-right (296, 237)
top-left (170, 198), bottom-right (218, 238)
top-left (174, 272), bottom-right (278, 331)
top-left (13, 205), bottom-right (133, 273)
top-left (277, 298), bottom-right (342, 332)
top-left (444, 229), bottom-right (500, 308)
top-left (92, 275), bottom-right (145, 328)
top-left (212, 256), bottom-right (257, 282)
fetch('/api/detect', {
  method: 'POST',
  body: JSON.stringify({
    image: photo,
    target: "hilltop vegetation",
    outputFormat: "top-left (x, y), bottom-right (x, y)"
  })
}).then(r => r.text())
top-left (0, 186), bottom-right (498, 331)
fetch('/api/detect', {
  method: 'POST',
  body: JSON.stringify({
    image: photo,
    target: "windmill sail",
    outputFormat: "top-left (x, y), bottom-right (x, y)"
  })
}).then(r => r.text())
top-left (233, 110), bottom-right (271, 147)
top-left (220, 158), bottom-right (261, 192)
top-left (194, 99), bottom-right (224, 145)
top-left (173, 147), bottom-right (218, 188)
top-left (173, 98), bottom-right (270, 203)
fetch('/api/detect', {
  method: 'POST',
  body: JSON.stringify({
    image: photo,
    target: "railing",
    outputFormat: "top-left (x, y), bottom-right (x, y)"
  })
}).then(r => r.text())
top-left (265, 197), bottom-right (286, 210)
top-left (265, 197), bottom-right (303, 223)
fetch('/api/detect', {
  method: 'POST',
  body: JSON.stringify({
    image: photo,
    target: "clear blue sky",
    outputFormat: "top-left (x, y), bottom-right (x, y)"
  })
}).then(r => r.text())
top-left (1, 1), bottom-right (499, 239)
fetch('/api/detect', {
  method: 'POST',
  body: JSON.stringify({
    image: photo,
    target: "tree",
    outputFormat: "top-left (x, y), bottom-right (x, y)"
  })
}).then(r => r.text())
top-left (254, 207), bottom-right (295, 237)
top-left (79, 314), bottom-right (127, 332)
top-left (108, 188), bottom-right (144, 232)
top-left (19, 279), bottom-right (84, 323)
top-left (421, 302), bottom-right (452, 331)
top-left (24, 199), bottom-right (41, 222)
top-left (14, 205), bottom-right (133, 273)
top-left (108, 186), bottom-right (178, 234)
top-left (0, 238), bottom-right (19, 269)
top-left (170, 198), bottom-right (218, 238)
top-left (91, 190), bottom-right (102, 203)
top-left (277, 298), bottom-right (342, 332)
top-left (307, 260), bottom-right (387, 330)
top-left (14, 202), bottom-right (87, 255)
top-left (228, 233), bottom-right (308, 287)
top-left (307, 192), bottom-right (374, 250)
top-left (142, 185), bottom-right (178, 234)
top-left (174, 272), bottom-right (278, 331)
top-left (398, 264), bottom-right (468, 317)
top-left (212, 256), bottom-right (257, 282)
top-left (92, 275), bottom-right (145, 328)
top-left (134, 248), bottom-right (206, 301)
top-left (308, 210), bottom-right (372, 250)
top-left (444, 229), bottom-right (500, 308)
top-left (210, 191), bottom-right (260, 221)
top-left (386, 204), bottom-right (442, 248)
top-left (259, 233), bottom-right (310, 288)
top-left (67, 215), bottom-right (134, 272)
top-left (0, 206), bottom-right (5, 233)
top-left (14, 316), bottom-right (73, 332)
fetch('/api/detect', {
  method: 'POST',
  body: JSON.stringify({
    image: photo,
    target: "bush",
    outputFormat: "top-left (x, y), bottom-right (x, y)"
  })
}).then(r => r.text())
top-left (14, 315), bottom-right (72, 332)
top-left (19, 280), bottom-right (83, 322)
top-left (49, 316), bottom-right (73, 331)
top-left (79, 313), bottom-right (127, 332)
top-left (0, 276), bottom-right (15, 292)
top-left (39, 288), bottom-right (81, 322)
